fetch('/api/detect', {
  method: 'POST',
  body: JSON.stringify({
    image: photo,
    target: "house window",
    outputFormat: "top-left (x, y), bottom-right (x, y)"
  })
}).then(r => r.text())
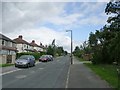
top-left (10, 51), bottom-right (16, 55)
top-left (27, 45), bottom-right (28, 49)
top-left (21, 47), bottom-right (23, 50)
top-left (2, 40), bottom-right (4, 46)
top-left (0, 50), bottom-right (8, 55)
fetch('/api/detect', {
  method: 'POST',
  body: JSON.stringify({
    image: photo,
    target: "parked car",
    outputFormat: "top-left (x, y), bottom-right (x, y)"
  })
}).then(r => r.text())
top-left (39, 55), bottom-right (53, 62)
top-left (15, 55), bottom-right (35, 68)
top-left (47, 55), bottom-right (53, 61)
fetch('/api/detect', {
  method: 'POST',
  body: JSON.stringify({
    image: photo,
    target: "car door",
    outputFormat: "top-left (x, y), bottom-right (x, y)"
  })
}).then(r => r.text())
top-left (31, 56), bottom-right (35, 66)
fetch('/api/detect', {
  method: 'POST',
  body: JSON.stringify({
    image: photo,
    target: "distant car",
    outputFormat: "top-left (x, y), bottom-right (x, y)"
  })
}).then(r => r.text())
top-left (39, 55), bottom-right (53, 62)
top-left (47, 55), bottom-right (53, 61)
top-left (15, 55), bottom-right (35, 68)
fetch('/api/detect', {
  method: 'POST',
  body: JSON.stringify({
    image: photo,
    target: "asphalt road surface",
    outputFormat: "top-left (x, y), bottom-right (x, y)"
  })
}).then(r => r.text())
top-left (2, 56), bottom-right (111, 89)
top-left (2, 56), bottom-right (70, 88)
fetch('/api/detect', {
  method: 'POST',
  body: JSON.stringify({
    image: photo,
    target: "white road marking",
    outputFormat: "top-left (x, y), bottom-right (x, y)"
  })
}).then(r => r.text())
top-left (65, 66), bottom-right (70, 88)
top-left (38, 68), bottom-right (44, 70)
top-left (0, 69), bottom-right (22, 76)
top-left (16, 75), bottom-right (27, 79)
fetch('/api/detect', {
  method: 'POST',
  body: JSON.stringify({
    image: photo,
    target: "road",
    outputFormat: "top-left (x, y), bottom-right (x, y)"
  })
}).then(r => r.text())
top-left (2, 56), bottom-right (111, 89)
top-left (2, 56), bottom-right (70, 88)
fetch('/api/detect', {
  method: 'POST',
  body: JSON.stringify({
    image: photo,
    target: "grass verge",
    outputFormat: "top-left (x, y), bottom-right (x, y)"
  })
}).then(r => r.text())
top-left (74, 56), bottom-right (85, 61)
top-left (0, 64), bottom-right (14, 67)
top-left (85, 63), bottom-right (119, 88)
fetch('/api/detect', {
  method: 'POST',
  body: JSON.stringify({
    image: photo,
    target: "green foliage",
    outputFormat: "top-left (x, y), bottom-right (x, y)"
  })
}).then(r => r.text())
top-left (73, 0), bottom-right (120, 64)
top-left (46, 45), bottom-right (54, 56)
top-left (56, 46), bottom-right (64, 56)
top-left (87, 0), bottom-right (120, 64)
top-left (16, 52), bottom-right (46, 60)
top-left (0, 64), bottom-right (14, 67)
top-left (73, 46), bottom-right (83, 58)
top-left (85, 63), bottom-right (119, 88)
top-left (46, 45), bottom-right (65, 57)
top-left (64, 51), bottom-right (68, 55)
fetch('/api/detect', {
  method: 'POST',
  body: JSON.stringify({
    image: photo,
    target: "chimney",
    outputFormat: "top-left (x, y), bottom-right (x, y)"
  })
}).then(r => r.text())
top-left (40, 42), bottom-right (42, 46)
top-left (18, 35), bottom-right (23, 39)
top-left (32, 40), bottom-right (35, 43)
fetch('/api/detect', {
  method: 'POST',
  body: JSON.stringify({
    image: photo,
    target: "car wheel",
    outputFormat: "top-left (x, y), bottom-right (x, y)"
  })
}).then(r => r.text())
top-left (15, 65), bottom-right (17, 67)
top-left (33, 63), bottom-right (35, 66)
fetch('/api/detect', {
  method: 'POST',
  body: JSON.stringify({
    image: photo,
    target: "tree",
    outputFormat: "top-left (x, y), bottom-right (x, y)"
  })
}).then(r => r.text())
top-left (47, 45), bottom-right (54, 56)
top-left (56, 46), bottom-right (64, 56)
top-left (73, 46), bottom-right (82, 58)
top-left (88, 0), bottom-right (120, 64)
top-left (105, 0), bottom-right (120, 64)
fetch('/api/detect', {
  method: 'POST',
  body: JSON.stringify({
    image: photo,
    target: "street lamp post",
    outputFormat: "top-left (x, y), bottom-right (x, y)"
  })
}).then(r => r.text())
top-left (66, 30), bottom-right (73, 65)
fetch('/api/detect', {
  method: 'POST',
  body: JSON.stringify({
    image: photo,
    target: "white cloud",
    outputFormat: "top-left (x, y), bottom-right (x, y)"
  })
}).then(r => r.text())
top-left (48, 13), bottom-right (83, 26)
top-left (96, 0), bottom-right (110, 2)
top-left (1, 0), bottom-right (110, 2)
top-left (5, 27), bottom-right (80, 52)
top-left (2, 2), bottom-right (108, 52)
top-left (79, 16), bottom-right (107, 25)
top-left (2, 2), bottom-right (66, 33)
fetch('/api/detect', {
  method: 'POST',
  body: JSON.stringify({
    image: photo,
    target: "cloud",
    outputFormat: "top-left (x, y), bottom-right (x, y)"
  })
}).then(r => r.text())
top-left (2, 2), bottom-right (107, 33)
top-left (2, 2), bottom-right (108, 52)
top-left (48, 13), bottom-right (83, 26)
top-left (2, 2), bottom-right (66, 33)
top-left (5, 27), bottom-right (81, 52)
top-left (1, 0), bottom-right (110, 2)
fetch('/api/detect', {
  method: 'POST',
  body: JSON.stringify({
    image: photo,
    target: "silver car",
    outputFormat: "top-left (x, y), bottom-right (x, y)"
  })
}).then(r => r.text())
top-left (15, 55), bottom-right (35, 68)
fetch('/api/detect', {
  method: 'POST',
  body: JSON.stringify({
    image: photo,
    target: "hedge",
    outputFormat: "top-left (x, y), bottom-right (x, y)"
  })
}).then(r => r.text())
top-left (16, 52), bottom-right (46, 60)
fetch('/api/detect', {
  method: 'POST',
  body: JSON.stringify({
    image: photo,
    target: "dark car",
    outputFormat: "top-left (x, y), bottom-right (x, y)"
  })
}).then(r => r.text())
top-left (39, 55), bottom-right (51, 62)
top-left (15, 55), bottom-right (35, 68)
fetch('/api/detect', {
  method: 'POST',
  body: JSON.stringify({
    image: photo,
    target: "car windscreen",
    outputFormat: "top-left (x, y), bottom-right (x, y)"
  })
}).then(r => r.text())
top-left (41, 55), bottom-right (48, 58)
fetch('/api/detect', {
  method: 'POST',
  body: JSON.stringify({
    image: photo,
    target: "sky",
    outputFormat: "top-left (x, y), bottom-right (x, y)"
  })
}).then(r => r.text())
top-left (1, 0), bottom-right (110, 52)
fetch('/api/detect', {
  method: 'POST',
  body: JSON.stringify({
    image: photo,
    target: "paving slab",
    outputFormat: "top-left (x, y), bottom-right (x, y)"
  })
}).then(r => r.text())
top-left (68, 57), bottom-right (112, 88)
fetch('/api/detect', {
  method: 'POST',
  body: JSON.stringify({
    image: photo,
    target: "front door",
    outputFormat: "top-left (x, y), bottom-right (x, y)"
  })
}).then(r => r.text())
top-left (7, 55), bottom-right (12, 63)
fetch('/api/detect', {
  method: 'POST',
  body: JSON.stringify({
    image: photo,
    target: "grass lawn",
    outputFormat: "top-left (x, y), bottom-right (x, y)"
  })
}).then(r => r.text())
top-left (0, 64), bottom-right (14, 67)
top-left (85, 63), bottom-right (119, 89)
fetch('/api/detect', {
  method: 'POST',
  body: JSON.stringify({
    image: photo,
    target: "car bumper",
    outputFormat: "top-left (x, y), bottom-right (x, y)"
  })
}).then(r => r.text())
top-left (15, 64), bottom-right (28, 67)
top-left (41, 60), bottom-right (47, 62)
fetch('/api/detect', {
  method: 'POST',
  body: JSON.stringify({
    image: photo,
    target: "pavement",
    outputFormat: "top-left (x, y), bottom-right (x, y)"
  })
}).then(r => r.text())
top-left (67, 57), bottom-right (111, 88)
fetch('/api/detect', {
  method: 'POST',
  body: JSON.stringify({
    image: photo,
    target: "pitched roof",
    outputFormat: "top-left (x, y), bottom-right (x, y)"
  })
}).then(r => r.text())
top-left (0, 33), bottom-right (15, 43)
top-left (30, 40), bottom-right (40, 47)
top-left (13, 35), bottom-right (30, 45)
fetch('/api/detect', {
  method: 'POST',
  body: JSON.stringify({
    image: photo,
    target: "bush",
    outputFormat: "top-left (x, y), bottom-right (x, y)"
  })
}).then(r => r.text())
top-left (92, 49), bottom-right (103, 64)
top-left (16, 52), bottom-right (46, 60)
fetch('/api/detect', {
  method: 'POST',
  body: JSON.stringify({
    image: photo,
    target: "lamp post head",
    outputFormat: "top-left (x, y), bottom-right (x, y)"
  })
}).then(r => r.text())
top-left (66, 30), bottom-right (72, 32)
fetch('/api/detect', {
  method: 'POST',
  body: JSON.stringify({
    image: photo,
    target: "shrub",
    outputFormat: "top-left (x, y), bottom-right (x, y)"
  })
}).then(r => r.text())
top-left (16, 52), bottom-right (46, 60)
